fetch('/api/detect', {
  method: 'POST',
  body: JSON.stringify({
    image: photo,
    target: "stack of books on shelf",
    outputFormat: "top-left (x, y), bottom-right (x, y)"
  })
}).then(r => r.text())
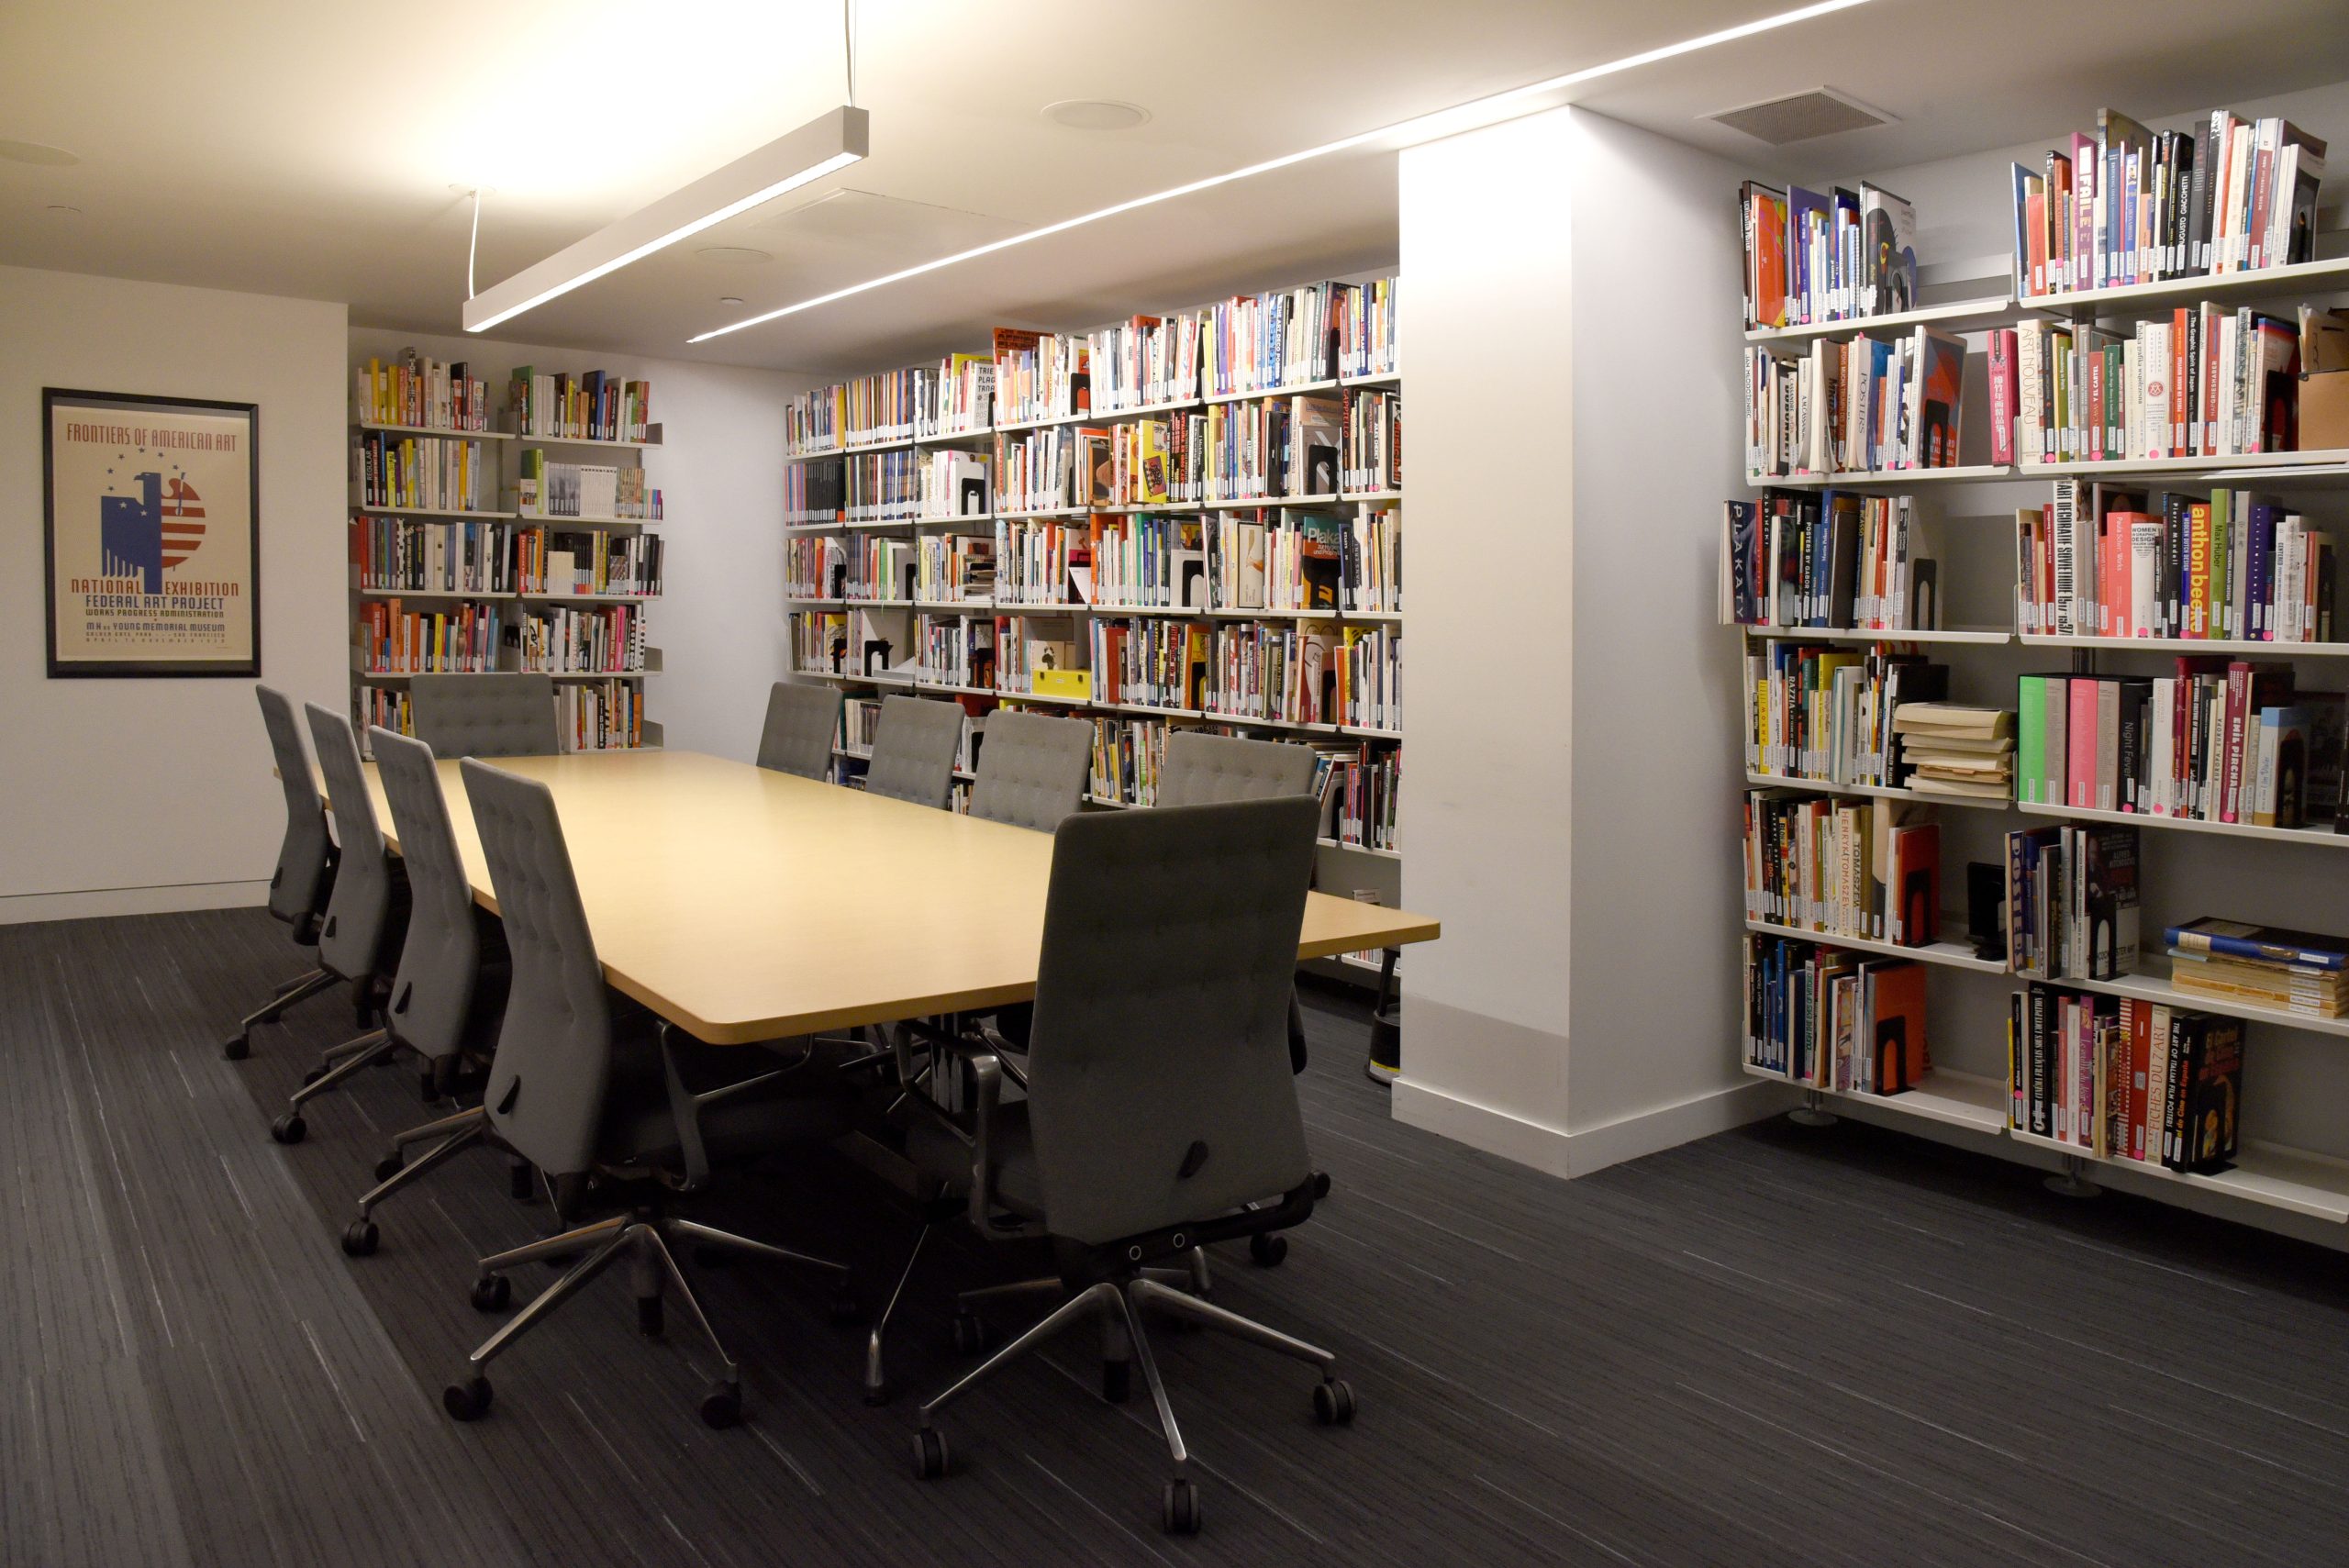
top-left (1893, 703), bottom-right (2015, 800)
top-left (1086, 313), bottom-right (1202, 412)
top-left (2015, 485), bottom-right (2335, 640)
top-left (2167, 918), bottom-right (2349, 1018)
top-left (1746, 328), bottom-right (1968, 478)
top-left (1740, 179), bottom-right (1920, 329)
top-left (1341, 389), bottom-right (1402, 493)
top-left (1203, 395), bottom-right (1342, 501)
top-left (844, 450), bottom-right (919, 523)
top-left (916, 535), bottom-right (994, 605)
top-left (355, 599), bottom-right (503, 674)
top-left (2005, 822), bottom-right (2140, 980)
top-left (2009, 984), bottom-right (2243, 1170)
top-left (918, 352), bottom-right (995, 437)
top-left (993, 328), bottom-right (1086, 425)
top-left (785, 385), bottom-right (846, 455)
top-left (1742, 931), bottom-right (1930, 1093)
top-left (351, 429), bottom-right (497, 512)
top-left (996, 427), bottom-right (1086, 513)
top-left (517, 528), bottom-right (662, 597)
top-left (847, 538), bottom-right (916, 603)
top-left (2007, 309), bottom-right (2299, 465)
top-left (2009, 107), bottom-right (2325, 299)
top-left (784, 461), bottom-right (846, 525)
top-left (511, 367), bottom-right (651, 442)
top-left (1092, 618), bottom-right (1203, 709)
top-left (1338, 279), bottom-right (1400, 378)
top-left (559, 680), bottom-right (647, 752)
top-left (517, 452), bottom-right (661, 520)
top-left (1089, 515), bottom-right (1204, 609)
top-left (356, 351), bottom-right (493, 432)
top-left (1721, 491), bottom-right (1937, 631)
top-left (1742, 789), bottom-right (1941, 945)
top-left (1742, 644), bottom-right (1946, 786)
top-left (841, 366), bottom-right (925, 447)
top-left (2016, 667), bottom-right (2344, 827)
top-left (351, 516), bottom-right (514, 595)
top-left (509, 603), bottom-right (647, 673)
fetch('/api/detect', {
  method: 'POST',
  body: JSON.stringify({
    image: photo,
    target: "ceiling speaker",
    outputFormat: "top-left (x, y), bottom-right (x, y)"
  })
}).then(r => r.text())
top-left (1705, 87), bottom-right (1895, 146)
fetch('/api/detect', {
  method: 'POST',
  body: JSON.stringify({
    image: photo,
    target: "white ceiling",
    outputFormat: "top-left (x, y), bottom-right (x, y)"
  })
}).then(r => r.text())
top-left (5, 0), bottom-right (2347, 374)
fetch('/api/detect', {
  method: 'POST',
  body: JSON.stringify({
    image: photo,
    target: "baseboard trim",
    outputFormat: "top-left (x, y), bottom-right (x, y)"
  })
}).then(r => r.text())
top-left (0, 880), bottom-right (271, 926)
top-left (1392, 1075), bottom-right (1788, 1179)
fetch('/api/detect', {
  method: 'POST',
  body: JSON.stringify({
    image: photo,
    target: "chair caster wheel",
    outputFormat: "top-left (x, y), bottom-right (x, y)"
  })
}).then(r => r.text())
top-left (469, 1274), bottom-right (511, 1313)
top-left (1162, 1478), bottom-right (1201, 1535)
top-left (951, 1311), bottom-right (986, 1355)
top-left (443, 1376), bottom-right (493, 1422)
top-left (638, 1296), bottom-right (663, 1338)
top-left (913, 1427), bottom-right (951, 1480)
top-left (699, 1380), bottom-right (741, 1429)
top-left (1102, 1358), bottom-right (1131, 1405)
top-left (1311, 1172), bottom-right (1332, 1200)
top-left (341, 1219), bottom-right (380, 1257)
top-left (1313, 1378), bottom-right (1356, 1427)
top-left (373, 1152), bottom-right (404, 1183)
top-left (1249, 1232), bottom-right (1287, 1267)
top-left (301, 1067), bottom-right (326, 1087)
top-left (270, 1114), bottom-right (306, 1145)
top-left (223, 1035), bottom-right (250, 1061)
top-left (829, 1290), bottom-right (863, 1328)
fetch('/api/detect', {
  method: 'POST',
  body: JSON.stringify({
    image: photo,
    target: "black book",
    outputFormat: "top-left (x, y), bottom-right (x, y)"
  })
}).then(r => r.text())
top-left (2187, 115), bottom-right (2215, 276)
top-left (2115, 677), bottom-right (2153, 813)
top-left (2027, 982), bottom-right (2052, 1138)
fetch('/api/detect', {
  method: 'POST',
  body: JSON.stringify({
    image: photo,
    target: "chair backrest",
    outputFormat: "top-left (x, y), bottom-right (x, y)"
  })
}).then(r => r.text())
top-left (256, 684), bottom-right (332, 927)
top-left (305, 703), bottom-right (396, 983)
top-left (1023, 798), bottom-right (1320, 1246)
top-left (462, 759), bottom-right (615, 1177)
top-left (371, 728), bottom-right (481, 1063)
top-left (1157, 731), bottom-right (1318, 807)
top-left (863, 695), bottom-right (963, 808)
top-left (410, 673), bottom-right (560, 758)
top-left (968, 709), bottom-right (1092, 831)
top-left (756, 681), bottom-right (842, 780)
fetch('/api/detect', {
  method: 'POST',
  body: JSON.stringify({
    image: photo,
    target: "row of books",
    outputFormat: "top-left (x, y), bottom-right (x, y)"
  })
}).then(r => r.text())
top-left (2006, 823), bottom-right (2140, 982)
top-left (1741, 931), bottom-right (1930, 1092)
top-left (783, 353), bottom-right (997, 453)
top-left (1085, 315), bottom-right (1206, 415)
top-left (2009, 985), bottom-right (2243, 1171)
top-left (1202, 395), bottom-right (1343, 502)
top-left (1720, 491), bottom-right (1936, 630)
top-left (1341, 389), bottom-right (1402, 494)
top-left (1739, 179), bottom-right (1919, 330)
top-left (558, 679), bottom-right (651, 752)
top-left (1741, 643), bottom-right (1950, 789)
top-left (511, 367), bottom-right (650, 443)
top-left (1743, 328), bottom-right (1968, 478)
top-left (2016, 484), bottom-right (2336, 641)
top-left (507, 602), bottom-right (649, 674)
top-left (1202, 281), bottom-right (1358, 399)
top-left (2170, 917), bottom-right (2349, 1018)
top-left (2016, 667), bottom-right (2345, 827)
top-left (354, 351), bottom-right (494, 432)
top-left (350, 517), bottom-right (663, 597)
top-left (516, 452), bottom-right (660, 520)
top-left (2001, 310), bottom-right (2298, 468)
top-left (1742, 789), bottom-right (1941, 946)
top-left (2010, 107), bottom-right (2324, 299)
top-left (917, 534), bottom-right (994, 604)
top-left (350, 430), bottom-right (497, 513)
top-left (354, 599), bottom-right (504, 674)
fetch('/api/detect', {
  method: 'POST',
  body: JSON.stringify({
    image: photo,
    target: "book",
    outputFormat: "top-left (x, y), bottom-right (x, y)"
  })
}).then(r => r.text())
top-left (2166, 917), bottom-right (2349, 972)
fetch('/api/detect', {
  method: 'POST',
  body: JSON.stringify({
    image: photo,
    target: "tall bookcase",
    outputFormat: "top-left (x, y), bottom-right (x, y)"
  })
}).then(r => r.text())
top-left (347, 357), bottom-right (668, 752)
top-left (781, 278), bottom-right (1403, 984)
top-left (1731, 146), bottom-right (2349, 1236)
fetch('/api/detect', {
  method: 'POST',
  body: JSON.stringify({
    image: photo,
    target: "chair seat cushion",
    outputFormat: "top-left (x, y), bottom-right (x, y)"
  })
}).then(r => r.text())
top-left (905, 1100), bottom-right (1043, 1218)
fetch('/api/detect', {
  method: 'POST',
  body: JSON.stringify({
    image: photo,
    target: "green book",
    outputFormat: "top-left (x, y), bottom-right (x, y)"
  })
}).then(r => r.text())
top-left (2208, 487), bottom-right (2232, 639)
top-left (2018, 675), bottom-right (2046, 804)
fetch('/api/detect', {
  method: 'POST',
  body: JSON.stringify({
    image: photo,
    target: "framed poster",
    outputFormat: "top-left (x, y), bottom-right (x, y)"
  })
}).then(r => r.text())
top-left (43, 388), bottom-right (261, 677)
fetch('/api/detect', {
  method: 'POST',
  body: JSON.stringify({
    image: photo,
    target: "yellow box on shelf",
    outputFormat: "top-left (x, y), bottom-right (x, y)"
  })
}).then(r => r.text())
top-left (1032, 669), bottom-right (1093, 701)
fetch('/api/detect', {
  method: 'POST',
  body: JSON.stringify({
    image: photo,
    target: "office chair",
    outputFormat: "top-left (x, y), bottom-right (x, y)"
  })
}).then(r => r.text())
top-left (409, 672), bottom-right (561, 758)
top-left (905, 798), bottom-right (1353, 1535)
top-left (966, 709), bottom-right (1092, 829)
top-left (224, 685), bottom-right (340, 1060)
top-left (863, 695), bottom-right (963, 807)
top-left (440, 759), bottom-right (858, 1429)
top-left (336, 728), bottom-right (517, 1257)
top-left (267, 705), bottom-right (412, 1144)
top-left (756, 681), bottom-right (844, 779)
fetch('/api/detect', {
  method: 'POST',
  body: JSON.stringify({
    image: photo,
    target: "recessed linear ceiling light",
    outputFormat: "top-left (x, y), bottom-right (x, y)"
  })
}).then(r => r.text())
top-left (0, 139), bottom-right (77, 165)
top-left (689, 0), bottom-right (1871, 344)
top-left (1044, 99), bottom-right (1150, 131)
top-left (463, 105), bottom-right (867, 333)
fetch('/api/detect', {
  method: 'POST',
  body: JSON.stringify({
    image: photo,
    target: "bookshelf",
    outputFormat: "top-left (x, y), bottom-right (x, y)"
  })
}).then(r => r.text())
top-left (783, 278), bottom-right (1404, 981)
top-left (1730, 113), bottom-right (2349, 1237)
top-left (349, 351), bottom-right (667, 752)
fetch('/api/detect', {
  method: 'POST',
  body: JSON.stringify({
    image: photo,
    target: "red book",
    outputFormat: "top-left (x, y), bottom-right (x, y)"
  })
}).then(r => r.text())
top-left (1867, 962), bottom-right (1930, 1094)
top-left (2171, 307), bottom-right (2193, 457)
top-left (1987, 328), bottom-right (2018, 465)
top-left (2087, 350), bottom-right (2107, 462)
top-left (2069, 676), bottom-right (2101, 808)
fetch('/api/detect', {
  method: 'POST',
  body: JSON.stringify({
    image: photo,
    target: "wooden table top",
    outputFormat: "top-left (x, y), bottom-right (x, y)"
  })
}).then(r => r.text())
top-left (338, 750), bottom-right (1438, 1044)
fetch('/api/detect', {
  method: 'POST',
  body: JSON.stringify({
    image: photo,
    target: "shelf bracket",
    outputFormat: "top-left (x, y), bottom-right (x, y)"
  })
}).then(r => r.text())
top-left (1787, 1087), bottom-right (1838, 1128)
top-left (2043, 1154), bottom-right (2102, 1199)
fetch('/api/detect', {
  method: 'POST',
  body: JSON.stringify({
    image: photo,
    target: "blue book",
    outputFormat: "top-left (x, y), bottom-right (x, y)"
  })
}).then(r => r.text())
top-left (2165, 917), bottom-right (2349, 972)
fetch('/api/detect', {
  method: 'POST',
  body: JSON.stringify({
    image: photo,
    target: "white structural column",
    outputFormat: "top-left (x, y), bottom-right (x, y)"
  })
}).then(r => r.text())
top-left (1393, 106), bottom-right (1776, 1176)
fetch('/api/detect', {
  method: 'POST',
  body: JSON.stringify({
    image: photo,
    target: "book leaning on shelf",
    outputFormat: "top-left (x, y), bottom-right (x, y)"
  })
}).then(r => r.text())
top-left (2014, 484), bottom-right (2337, 642)
top-left (1742, 932), bottom-right (1930, 1094)
top-left (2009, 107), bottom-right (2324, 298)
top-left (1720, 491), bottom-right (1937, 631)
top-left (2009, 984), bottom-right (2242, 1171)
top-left (1744, 327), bottom-right (1966, 478)
top-left (1740, 178), bottom-right (1918, 329)
top-left (355, 598), bottom-right (504, 673)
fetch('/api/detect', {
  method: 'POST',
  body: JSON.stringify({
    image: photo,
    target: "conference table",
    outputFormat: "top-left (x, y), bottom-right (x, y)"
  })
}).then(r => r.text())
top-left (340, 749), bottom-right (1440, 1044)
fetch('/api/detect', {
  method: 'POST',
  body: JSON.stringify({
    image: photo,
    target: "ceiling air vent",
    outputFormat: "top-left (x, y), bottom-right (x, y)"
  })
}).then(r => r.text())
top-left (1705, 87), bottom-right (1895, 146)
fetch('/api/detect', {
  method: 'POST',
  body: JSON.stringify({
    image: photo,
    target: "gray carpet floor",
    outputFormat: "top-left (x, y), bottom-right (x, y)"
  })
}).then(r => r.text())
top-left (7, 906), bottom-right (2349, 1567)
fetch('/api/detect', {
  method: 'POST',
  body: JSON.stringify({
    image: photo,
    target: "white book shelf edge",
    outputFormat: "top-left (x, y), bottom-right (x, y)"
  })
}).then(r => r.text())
top-left (2014, 798), bottom-right (2349, 850)
top-left (1741, 1062), bottom-right (2010, 1133)
top-left (355, 420), bottom-right (512, 440)
top-left (1742, 918), bottom-right (2009, 973)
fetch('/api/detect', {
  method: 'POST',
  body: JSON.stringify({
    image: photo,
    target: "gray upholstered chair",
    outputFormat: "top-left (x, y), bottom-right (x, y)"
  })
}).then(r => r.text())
top-left (225, 685), bottom-right (341, 1059)
top-left (335, 728), bottom-right (516, 1258)
top-left (409, 673), bottom-right (560, 758)
top-left (756, 681), bottom-right (843, 779)
top-left (265, 705), bottom-right (412, 1145)
top-left (968, 709), bottom-right (1092, 830)
top-left (863, 695), bottom-right (963, 807)
top-left (440, 759), bottom-right (858, 1430)
top-left (905, 798), bottom-right (1351, 1535)
top-left (1156, 731), bottom-right (1317, 806)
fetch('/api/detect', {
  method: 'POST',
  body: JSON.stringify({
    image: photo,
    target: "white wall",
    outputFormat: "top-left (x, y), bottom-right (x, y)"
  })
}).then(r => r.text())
top-left (347, 328), bottom-right (809, 762)
top-left (0, 266), bottom-right (347, 922)
top-left (1392, 106), bottom-right (1773, 1176)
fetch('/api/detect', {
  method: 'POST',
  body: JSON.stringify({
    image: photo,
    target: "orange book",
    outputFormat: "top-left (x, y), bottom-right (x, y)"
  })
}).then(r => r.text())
top-left (1867, 961), bottom-right (1931, 1094)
